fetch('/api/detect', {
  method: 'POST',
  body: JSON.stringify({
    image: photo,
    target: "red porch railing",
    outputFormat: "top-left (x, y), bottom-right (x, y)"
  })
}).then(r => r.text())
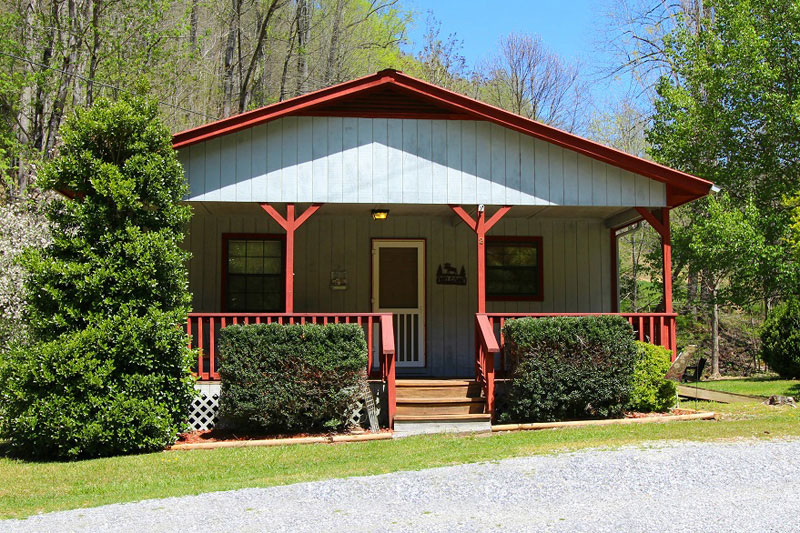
top-left (185, 312), bottom-right (396, 427)
top-left (475, 312), bottom-right (678, 419)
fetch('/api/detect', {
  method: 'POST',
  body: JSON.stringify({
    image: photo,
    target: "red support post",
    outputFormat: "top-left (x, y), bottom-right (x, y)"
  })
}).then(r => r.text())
top-left (451, 205), bottom-right (511, 313)
top-left (610, 228), bottom-right (619, 313)
top-left (260, 203), bottom-right (322, 313)
top-left (661, 208), bottom-right (673, 314)
top-left (635, 207), bottom-right (674, 315)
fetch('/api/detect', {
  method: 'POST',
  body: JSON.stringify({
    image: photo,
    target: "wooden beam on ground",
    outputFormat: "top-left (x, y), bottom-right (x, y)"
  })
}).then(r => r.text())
top-left (677, 385), bottom-right (761, 404)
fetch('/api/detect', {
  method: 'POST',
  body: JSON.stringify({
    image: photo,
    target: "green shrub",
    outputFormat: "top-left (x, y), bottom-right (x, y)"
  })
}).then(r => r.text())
top-left (0, 97), bottom-right (195, 460)
top-left (628, 341), bottom-right (677, 412)
top-left (760, 299), bottom-right (800, 378)
top-left (500, 315), bottom-right (637, 422)
top-left (218, 323), bottom-right (368, 433)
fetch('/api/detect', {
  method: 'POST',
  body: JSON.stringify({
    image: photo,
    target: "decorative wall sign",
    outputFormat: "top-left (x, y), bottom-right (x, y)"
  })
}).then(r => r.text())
top-left (436, 263), bottom-right (467, 285)
top-left (330, 270), bottom-right (348, 290)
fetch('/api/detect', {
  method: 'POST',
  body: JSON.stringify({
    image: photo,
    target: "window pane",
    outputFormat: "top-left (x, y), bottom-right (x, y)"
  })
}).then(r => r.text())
top-left (228, 275), bottom-right (246, 293)
top-left (263, 241), bottom-right (282, 257)
top-left (247, 240), bottom-right (264, 257)
top-left (228, 256), bottom-right (246, 274)
top-left (486, 240), bottom-right (541, 298)
top-left (229, 241), bottom-right (247, 257)
top-left (246, 256), bottom-right (263, 274)
top-left (226, 238), bottom-right (283, 312)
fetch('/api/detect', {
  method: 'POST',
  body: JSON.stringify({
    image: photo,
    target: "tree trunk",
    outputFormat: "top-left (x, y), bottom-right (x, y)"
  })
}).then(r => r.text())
top-left (324, 0), bottom-right (345, 85)
top-left (295, 0), bottom-right (310, 96)
top-left (687, 267), bottom-right (699, 317)
top-left (279, 12), bottom-right (298, 102)
top-left (711, 294), bottom-right (721, 378)
top-left (189, 0), bottom-right (199, 52)
top-left (237, 0), bottom-right (284, 113)
top-left (221, 0), bottom-right (242, 117)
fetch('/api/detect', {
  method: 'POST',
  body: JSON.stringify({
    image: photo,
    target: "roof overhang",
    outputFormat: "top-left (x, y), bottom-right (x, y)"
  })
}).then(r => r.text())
top-left (172, 69), bottom-right (713, 207)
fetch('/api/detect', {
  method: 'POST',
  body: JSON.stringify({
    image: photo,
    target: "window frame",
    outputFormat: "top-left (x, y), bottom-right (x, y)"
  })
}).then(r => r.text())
top-left (485, 235), bottom-right (544, 302)
top-left (221, 233), bottom-right (286, 312)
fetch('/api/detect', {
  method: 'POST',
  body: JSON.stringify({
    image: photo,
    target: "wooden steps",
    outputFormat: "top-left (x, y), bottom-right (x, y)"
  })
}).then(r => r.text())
top-left (394, 414), bottom-right (491, 421)
top-left (393, 379), bottom-right (491, 436)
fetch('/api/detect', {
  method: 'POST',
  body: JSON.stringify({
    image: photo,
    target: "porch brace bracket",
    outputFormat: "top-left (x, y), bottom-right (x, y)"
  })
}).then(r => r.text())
top-left (634, 206), bottom-right (673, 316)
top-left (260, 203), bottom-right (323, 313)
top-left (450, 205), bottom-right (512, 313)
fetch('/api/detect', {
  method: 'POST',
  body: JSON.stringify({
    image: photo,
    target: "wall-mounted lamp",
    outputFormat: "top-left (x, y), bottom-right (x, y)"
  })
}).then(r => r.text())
top-left (371, 209), bottom-right (389, 220)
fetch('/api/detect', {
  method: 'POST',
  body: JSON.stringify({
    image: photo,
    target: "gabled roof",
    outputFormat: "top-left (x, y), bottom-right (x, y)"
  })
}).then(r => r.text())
top-left (172, 69), bottom-right (713, 202)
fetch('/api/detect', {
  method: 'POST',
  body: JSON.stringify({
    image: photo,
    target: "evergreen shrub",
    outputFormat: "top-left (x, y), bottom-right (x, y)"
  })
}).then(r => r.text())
top-left (628, 341), bottom-right (677, 412)
top-left (760, 299), bottom-right (800, 378)
top-left (218, 323), bottom-right (368, 433)
top-left (500, 315), bottom-right (637, 422)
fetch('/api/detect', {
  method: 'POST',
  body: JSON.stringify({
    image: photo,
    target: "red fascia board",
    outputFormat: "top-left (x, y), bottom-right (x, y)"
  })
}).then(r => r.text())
top-left (172, 69), bottom-right (713, 199)
top-left (386, 76), bottom-right (713, 197)
top-left (172, 73), bottom-right (394, 149)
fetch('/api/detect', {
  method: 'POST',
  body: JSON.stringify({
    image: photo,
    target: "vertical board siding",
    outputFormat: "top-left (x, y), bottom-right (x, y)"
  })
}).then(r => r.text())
top-left (186, 210), bottom-right (614, 377)
top-left (180, 117), bottom-right (668, 207)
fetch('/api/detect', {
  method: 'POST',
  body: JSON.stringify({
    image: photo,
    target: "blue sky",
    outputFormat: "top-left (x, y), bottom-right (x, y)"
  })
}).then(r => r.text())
top-left (401, 0), bottom-right (627, 112)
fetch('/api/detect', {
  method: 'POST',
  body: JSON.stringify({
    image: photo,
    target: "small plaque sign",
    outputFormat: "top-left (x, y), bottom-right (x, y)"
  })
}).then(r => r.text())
top-left (436, 263), bottom-right (467, 285)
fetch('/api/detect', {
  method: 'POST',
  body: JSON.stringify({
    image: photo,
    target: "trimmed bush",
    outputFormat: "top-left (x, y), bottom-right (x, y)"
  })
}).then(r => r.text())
top-left (0, 97), bottom-right (195, 460)
top-left (760, 299), bottom-right (800, 378)
top-left (500, 315), bottom-right (637, 422)
top-left (628, 341), bottom-right (677, 412)
top-left (218, 323), bottom-right (368, 433)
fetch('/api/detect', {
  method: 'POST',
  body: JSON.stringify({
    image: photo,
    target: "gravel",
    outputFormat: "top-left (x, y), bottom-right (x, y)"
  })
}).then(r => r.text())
top-left (3, 438), bottom-right (800, 532)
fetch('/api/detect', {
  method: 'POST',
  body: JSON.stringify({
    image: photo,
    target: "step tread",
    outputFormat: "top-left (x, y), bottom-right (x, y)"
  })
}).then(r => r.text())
top-left (394, 414), bottom-right (492, 421)
top-left (396, 398), bottom-right (485, 404)
top-left (396, 379), bottom-right (478, 387)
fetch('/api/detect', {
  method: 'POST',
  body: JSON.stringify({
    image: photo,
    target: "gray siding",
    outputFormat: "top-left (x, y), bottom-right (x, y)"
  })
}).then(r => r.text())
top-left (185, 211), bottom-right (612, 377)
top-left (177, 117), bottom-right (666, 207)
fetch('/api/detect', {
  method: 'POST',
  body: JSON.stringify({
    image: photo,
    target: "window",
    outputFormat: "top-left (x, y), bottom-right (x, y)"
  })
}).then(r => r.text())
top-left (486, 237), bottom-right (543, 300)
top-left (223, 234), bottom-right (284, 312)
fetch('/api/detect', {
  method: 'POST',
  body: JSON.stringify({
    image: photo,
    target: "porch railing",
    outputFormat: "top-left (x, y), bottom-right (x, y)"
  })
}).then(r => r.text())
top-left (475, 312), bottom-right (678, 419)
top-left (185, 312), bottom-right (396, 427)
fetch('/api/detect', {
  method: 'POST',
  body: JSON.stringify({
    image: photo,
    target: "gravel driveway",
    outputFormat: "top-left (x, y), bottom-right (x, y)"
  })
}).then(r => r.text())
top-left (3, 438), bottom-right (800, 532)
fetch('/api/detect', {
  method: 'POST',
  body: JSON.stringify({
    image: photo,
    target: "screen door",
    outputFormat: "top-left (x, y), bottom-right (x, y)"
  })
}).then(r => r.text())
top-left (371, 240), bottom-right (425, 367)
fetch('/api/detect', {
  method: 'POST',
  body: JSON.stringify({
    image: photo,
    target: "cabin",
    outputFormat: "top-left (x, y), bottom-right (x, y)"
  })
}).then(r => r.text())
top-left (174, 69), bottom-right (713, 434)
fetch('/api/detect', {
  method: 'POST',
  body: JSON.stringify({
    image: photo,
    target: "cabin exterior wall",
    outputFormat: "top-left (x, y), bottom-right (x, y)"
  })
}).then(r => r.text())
top-left (184, 209), bottom-right (611, 377)
top-left (177, 117), bottom-right (666, 207)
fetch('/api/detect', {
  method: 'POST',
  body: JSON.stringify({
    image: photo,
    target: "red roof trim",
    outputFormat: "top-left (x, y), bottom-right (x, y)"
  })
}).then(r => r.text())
top-left (172, 69), bottom-right (713, 200)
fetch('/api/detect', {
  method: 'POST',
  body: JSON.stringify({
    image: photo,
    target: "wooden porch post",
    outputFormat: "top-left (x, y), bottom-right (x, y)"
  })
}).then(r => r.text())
top-left (634, 207), bottom-right (673, 314)
top-left (635, 207), bottom-right (676, 358)
top-left (661, 208), bottom-right (673, 314)
top-left (610, 228), bottom-right (619, 313)
top-left (260, 203), bottom-right (322, 313)
top-left (450, 205), bottom-right (512, 313)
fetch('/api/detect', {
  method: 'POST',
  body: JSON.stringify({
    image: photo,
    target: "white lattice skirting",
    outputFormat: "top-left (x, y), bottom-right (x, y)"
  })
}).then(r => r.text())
top-left (189, 383), bottom-right (221, 431)
top-left (188, 381), bottom-right (387, 431)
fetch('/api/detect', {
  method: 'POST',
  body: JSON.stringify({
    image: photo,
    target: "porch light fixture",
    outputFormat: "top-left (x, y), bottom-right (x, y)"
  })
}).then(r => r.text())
top-left (371, 209), bottom-right (389, 220)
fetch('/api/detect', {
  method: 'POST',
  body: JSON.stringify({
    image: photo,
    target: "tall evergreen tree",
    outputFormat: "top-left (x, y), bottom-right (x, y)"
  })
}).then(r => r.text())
top-left (0, 97), bottom-right (195, 459)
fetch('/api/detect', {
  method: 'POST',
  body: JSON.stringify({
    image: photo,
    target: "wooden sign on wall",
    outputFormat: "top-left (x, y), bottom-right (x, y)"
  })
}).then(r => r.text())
top-left (436, 263), bottom-right (467, 285)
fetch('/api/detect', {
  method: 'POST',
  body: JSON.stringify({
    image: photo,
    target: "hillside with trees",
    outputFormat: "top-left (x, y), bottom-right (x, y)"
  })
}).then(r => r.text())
top-left (0, 0), bottom-right (798, 379)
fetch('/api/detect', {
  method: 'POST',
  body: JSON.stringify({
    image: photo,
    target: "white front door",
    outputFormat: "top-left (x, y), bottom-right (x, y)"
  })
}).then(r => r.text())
top-left (371, 239), bottom-right (425, 367)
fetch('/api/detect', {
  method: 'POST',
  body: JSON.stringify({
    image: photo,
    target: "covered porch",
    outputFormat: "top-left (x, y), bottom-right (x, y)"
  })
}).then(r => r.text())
top-left (183, 201), bottom-right (678, 426)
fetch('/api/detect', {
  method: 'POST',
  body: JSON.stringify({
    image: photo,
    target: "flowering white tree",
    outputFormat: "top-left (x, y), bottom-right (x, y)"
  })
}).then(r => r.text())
top-left (0, 193), bottom-right (52, 349)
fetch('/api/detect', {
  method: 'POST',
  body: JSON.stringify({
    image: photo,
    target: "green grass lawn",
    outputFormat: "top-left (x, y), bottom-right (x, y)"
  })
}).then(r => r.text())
top-left (683, 376), bottom-right (800, 398)
top-left (1, 400), bottom-right (799, 520)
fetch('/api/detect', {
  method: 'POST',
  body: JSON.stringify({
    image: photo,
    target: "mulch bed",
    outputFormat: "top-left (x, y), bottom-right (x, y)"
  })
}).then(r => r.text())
top-left (177, 427), bottom-right (391, 444)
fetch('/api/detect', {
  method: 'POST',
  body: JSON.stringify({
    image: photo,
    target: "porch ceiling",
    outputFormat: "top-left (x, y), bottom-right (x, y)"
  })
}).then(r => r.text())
top-left (188, 201), bottom-right (632, 222)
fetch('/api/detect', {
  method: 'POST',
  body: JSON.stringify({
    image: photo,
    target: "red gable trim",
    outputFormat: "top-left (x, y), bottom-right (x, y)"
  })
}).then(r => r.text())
top-left (172, 69), bottom-right (713, 200)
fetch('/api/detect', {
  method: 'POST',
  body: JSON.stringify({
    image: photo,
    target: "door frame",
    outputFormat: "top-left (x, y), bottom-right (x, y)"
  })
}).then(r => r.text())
top-left (370, 238), bottom-right (426, 368)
